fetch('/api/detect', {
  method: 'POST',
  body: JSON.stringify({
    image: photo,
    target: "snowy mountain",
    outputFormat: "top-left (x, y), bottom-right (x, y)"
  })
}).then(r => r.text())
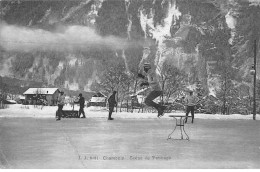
top-left (0, 0), bottom-right (259, 96)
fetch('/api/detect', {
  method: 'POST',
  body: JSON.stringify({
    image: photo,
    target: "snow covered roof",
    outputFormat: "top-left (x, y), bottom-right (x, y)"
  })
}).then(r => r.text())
top-left (92, 92), bottom-right (107, 97)
top-left (19, 95), bottom-right (25, 99)
top-left (23, 88), bottom-right (59, 95)
top-left (5, 99), bottom-right (17, 104)
top-left (90, 97), bottom-right (106, 103)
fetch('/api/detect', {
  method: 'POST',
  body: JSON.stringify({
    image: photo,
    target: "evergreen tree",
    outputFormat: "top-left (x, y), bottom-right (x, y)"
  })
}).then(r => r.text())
top-left (0, 76), bottom-right (2, 90)
top-left (216, 62), bottom-right (237, 114)
top-left (96, 0), bottom-right (128, 37)
top-left (195, 80), bottom-right (206, 98)
top-left (257, 80), bottom-right (260, 100)
top-left (232, 1), bottom-right (260, 59)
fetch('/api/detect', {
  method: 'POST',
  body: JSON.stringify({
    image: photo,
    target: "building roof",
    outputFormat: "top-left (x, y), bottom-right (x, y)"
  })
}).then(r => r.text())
top-left (90, 97), bottom-right (106, 103)
top-left (23, 88), bottom-right (59, 95)
top-left (19, 95), bottom-right (25, 99)
top-left (5, 99), bottom-right (17, 104)
top-left (92, 92), bottom-right (107, 97)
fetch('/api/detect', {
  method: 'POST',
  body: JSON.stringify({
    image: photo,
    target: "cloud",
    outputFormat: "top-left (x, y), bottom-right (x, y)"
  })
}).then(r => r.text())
top-left (0, 23), bottom-right (129, 53)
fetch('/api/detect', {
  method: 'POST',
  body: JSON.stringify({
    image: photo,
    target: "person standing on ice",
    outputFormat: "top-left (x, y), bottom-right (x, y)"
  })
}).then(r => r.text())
top-left (184, 91), bottom-right (199, 123)
top-left (74, 93), bottom-right (86, 118)
top-left (107, 91), bottom-right (117, 120)
top-left (56, 91), bottom-right (65, 121)
top-left (137, 63), bottom-right (166, 117)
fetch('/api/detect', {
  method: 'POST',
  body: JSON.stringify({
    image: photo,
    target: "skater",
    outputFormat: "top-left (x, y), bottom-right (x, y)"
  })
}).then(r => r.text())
top-left (137, 63), bottom-right (165, 117)
top-left (56, 91), bottom-right (65, 121)
top-left (74, 93), bottom-right (86, 118)
top-left (107, 91), bottom-right (117, 120)
top-left (184, 91), bottom-right (199, 123)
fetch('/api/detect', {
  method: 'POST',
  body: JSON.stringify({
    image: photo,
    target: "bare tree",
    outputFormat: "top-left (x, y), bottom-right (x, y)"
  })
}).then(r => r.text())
top-left (91, 61), bottom-right (130, 111)
top-left (157, 63), bottom-right (187, 104)
top-left (33, 88), bottom-right (46, 109)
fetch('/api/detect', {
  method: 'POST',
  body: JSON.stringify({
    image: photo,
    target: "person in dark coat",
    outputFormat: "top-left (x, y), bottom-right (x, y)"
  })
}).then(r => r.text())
top-left (56, 91), bottom-right (65, 121)
top-left (74, 93), bottom-right (86, 118)
top-left (107, 91), bottom-right (117, 120)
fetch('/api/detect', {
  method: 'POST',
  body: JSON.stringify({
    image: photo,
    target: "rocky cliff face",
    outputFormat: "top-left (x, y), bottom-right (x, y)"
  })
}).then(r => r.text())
top-left (0, 0), bottom-right (258, 94)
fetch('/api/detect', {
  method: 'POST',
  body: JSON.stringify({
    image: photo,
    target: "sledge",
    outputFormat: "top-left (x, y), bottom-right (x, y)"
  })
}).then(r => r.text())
top-left (56, 110), bottom-right (79, 118)
top-left (55, 103), bottom-right (79, 118)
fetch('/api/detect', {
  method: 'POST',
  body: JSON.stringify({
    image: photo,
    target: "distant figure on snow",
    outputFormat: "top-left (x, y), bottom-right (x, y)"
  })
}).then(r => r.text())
top-left (74, 93), bottom-right (86, 118)
top-left (107, 91), bottom-right (117, 120)
top-left (56, 91), bottom-right (65, 121)
top-left (184, 91), bottom-right (199, 123)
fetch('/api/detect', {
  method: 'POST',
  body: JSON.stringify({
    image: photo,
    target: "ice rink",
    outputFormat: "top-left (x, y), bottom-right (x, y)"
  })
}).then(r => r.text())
top-left (0, 105), bottom-right (260, 169)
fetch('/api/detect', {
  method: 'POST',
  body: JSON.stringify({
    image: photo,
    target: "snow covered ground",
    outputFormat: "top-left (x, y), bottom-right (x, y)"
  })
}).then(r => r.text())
top-left (1, 104), bottom-right (260, 168)
top-left (0, 104), bottom-right (259, 120)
